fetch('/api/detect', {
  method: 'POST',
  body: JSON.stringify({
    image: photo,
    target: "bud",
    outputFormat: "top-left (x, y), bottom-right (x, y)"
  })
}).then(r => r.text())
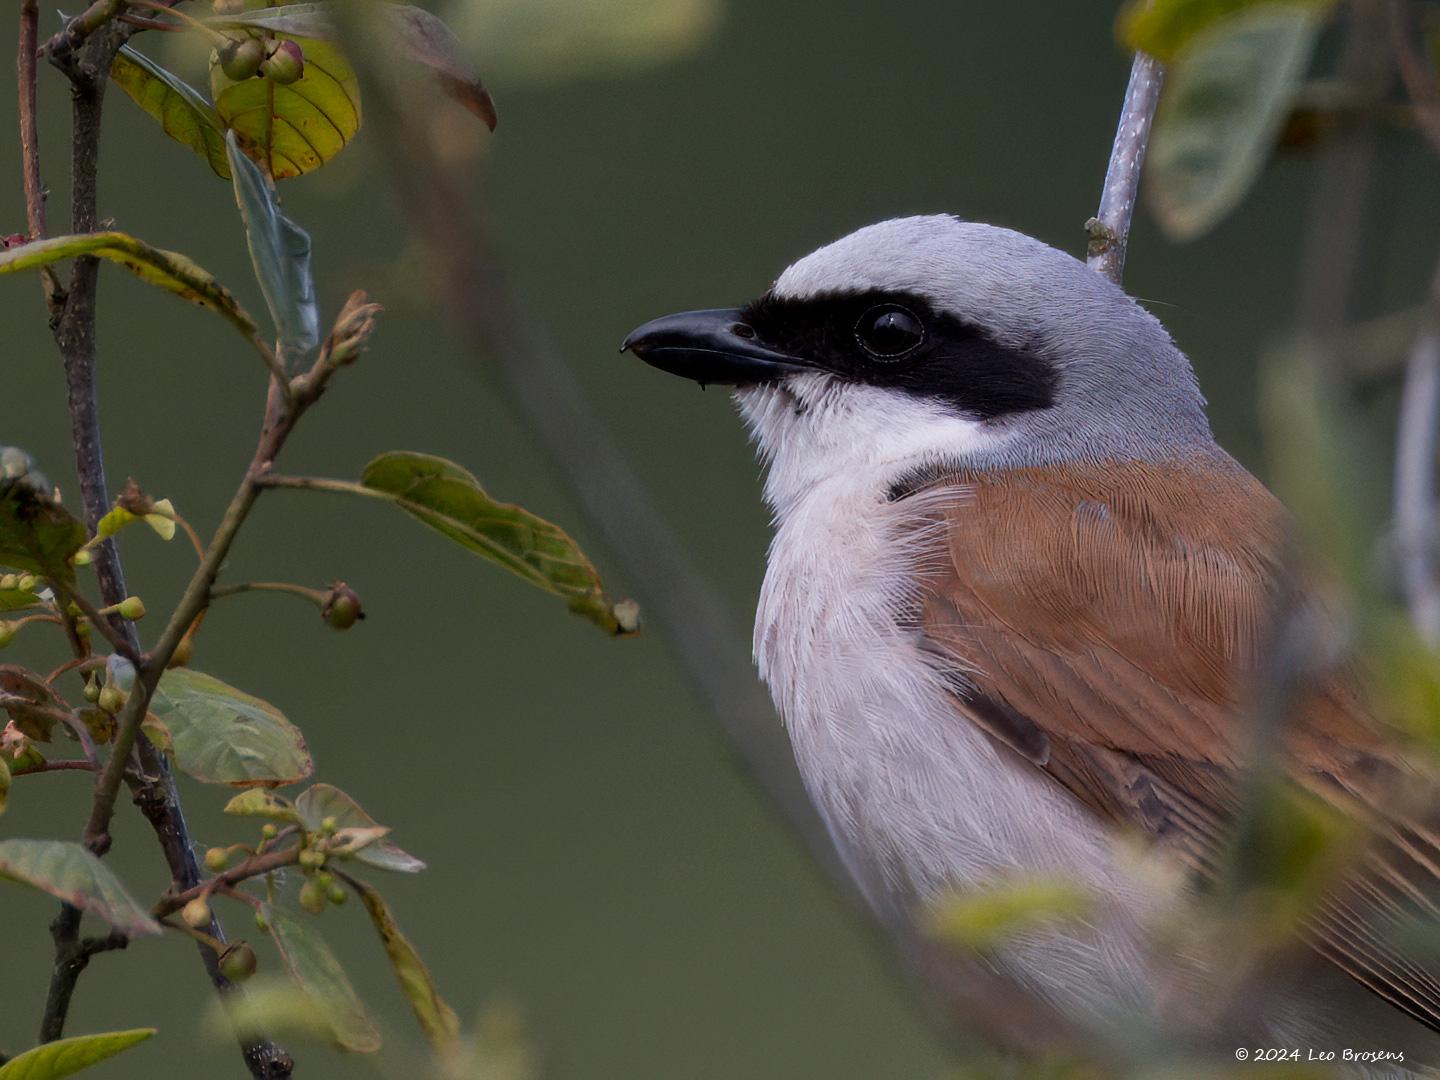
top-left (181, 896), bottom-right (212, 929)
top-left (320, 816), bottom-right (339, 835)
top-left (219, 35), bottom-right (266, 81)
top-left (71, 548), bottom-right (92, 567)
top-left (299, 848), bottom-right (325, 870)
top-left (327, 884), bottom-right (348, 906)
top-left (260, 823), bottom-right (278, 840)
top-left (254, 910), bottom-right (270, 933)
top-left (321, 582), bottom-right (364, 630)
top-left (0, 623), bottom-right (14, 648)
top-left (16, 575), bottom-right (37, 593)
top-left (299, 879), bottom-right (327, 914)
top-left (83, 678), bottom-right (101, 704)
top-left (118, 595), bottom-right (146, 621)
top-left (97, 686), bottom-right (125, 714)
top-left (204, 847), bottom-right (230, 873)
top-left (322, 291), bottom-right (382, 367)
top-left (0, 574), bottom-right (16, 591)
top-left (259, 39), bottom-right (304, 85)
top-left (219, 941), bottom-right (258, 982)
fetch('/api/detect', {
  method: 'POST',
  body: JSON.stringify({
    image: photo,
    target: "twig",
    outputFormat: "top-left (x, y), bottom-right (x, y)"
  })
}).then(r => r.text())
top-left (13, 759), bottom-right (100, 776)
top-left (17, 0), bottom-right (62, 306)
top-left (153, 845), bottom-right (301, 920)
top-left (1393, 258), bottom-right (1440, 642)
top-left (37, 911), bottom-right (127, 1043)
top-left (60, 586), bottom-right (139, 662)
top-left (1388, 0), bottom-right (1440, 154)
top-left (1087, 52), bottom-right (1164, 285)
top-left (38, 16), bottom-right (294, 1078)
top-left (210, 580), bottom-right (329, 605)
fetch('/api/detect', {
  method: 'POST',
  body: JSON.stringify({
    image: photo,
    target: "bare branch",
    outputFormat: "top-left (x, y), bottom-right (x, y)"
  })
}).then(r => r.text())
top-left (1393, 259), bottom-right (1440, 642)
top-left (1087, 52), bottom-right (1164, 285)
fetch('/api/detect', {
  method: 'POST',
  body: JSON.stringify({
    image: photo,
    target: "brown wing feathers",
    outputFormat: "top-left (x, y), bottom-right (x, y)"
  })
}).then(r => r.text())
top-left (910, 456), bottom-right (1440, 1031)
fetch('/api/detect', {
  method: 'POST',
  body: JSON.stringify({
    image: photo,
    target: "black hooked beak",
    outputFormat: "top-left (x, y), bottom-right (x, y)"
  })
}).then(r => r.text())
top-left (621, 308), bottom-right (808, 386)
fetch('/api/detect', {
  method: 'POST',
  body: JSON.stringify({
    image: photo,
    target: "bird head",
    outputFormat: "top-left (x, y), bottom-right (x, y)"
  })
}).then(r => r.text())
top-left (623, 215), bottom-right (1215, 509)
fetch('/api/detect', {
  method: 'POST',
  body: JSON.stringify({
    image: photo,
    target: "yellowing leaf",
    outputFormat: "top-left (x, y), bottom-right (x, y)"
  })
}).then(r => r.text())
top-left (0, 1028), bottom-right (155, 1080)
top-left (349, 877), bottom-right (460, 1053)
top-left (211, 31), bottom-right (361, 179)
top-left (0, 232), bottom-right (269, 363)
top-left (224, 788), bottom-right (303, 824)
top-left (262, 905), bottom-right (381, 1052)
top-left (150, 669), bottom-right (312, 787)
top-left (1147, 5), bottom-right (1324, 240)
top-left (0, 839), bottom-right (162, 938)
top-left (360, 452), bottom-right (636, 635)
top-left (1118, 0), bottom-right (1335, 61)
top-left (111, 44), bottom-right (231, 179)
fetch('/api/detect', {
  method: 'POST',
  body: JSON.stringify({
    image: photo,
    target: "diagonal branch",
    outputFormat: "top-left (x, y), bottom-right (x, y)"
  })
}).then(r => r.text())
top-left (1087, 52), bottom-right (1164, 286)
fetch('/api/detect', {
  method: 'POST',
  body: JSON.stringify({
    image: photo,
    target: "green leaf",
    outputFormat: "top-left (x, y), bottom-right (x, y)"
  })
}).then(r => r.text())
top-left (224, 789), bottom-right (303, 824)
top-left (0, 232), bottom-right (269, 361)
top-left (210, 4), bottom-right (496, 129)
top-left (0, 461), bottom-right (84, 585)
top-left (212, 27), bottom-right (361, 179)
top-left (111, 44), bottom-right (231, 179)
top-left (1147, 5), bottom-right (1325, 240)
top-left (360, 452), bottom-right (636, 634)
top-left (0, 840), bottom-right (162, 937)
top-left (0, 1029), bottom-right (156, 1080)
top-left (150, 669), bottom-right (312, 787)
top-left (348, 877), bottom-right (460, 1053)
top-left (1118, 0), bottom-right (1334, 61)
top-left (225, 132), bottom-right (319, 359)
top-left (295, 783), bottom-right (424, 873)
top-left (926, 876), bottom-right (1094, 951)
top-left (262, 905), bottom-right (381, 1052)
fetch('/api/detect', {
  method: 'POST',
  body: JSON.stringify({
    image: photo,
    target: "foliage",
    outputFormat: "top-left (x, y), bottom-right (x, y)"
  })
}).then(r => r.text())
top-left (0, 1), bottom-right (629, 1075)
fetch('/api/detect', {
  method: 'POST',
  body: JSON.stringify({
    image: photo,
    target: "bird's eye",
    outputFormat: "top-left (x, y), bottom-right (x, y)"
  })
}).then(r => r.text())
top-left (854, 304), bottom-right (924, 359)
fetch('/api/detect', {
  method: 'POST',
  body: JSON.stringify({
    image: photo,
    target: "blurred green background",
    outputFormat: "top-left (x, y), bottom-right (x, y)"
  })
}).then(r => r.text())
top-left (2, 2), bottom-right (1436, 1077)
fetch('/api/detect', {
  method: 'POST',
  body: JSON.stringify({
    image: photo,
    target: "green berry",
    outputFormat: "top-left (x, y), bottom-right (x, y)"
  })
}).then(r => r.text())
top-left (0, 574), bottom-right (17, 591)
top-left (97, 685), bottom-right (125, 714)
top-left (259, 39), bottom-right (304, 85)
top-left (326, 884), bottom-right (347, 906)
top-left (219, 942), bottom-right (258, 982)
top-left (260, 823), bottom-right (278, 840)
top-left (181, 896), bottom-right (212, 929)
top-left (118, 595), bottom-right (146, 621)
top-left (0, 623), bottom-right (15, 649)
top-left (83, 678), bottom-right (101, 703)
top-left (299, 848), bottom-right (325, 870)
top-left (204, 847), bottom-right (230, 873)
top-left (321, 583), bottom-right (363, 631)
top-left (299, 879), bottom-right (327, 914)
top-left (320, 816), bottom-right (338, 835)
top-left (16, 574), bottom-right (37, 592)
top-left (218, 35), bottom-right (265, 80)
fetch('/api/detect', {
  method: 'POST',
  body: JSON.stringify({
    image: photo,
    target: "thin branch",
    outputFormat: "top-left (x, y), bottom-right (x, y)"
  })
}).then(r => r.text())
top-left (1388, 0), bottom-right (1440, 154)
top-left (153, 845), bottom-right (301, 920)
top-left (60, 586), bottom-right (139, 662)
top-left (12, 759), bottom-right (99, 776)
top-left (38, 909), bottom-right (127, 1043)
top-left (210, 580), bottom-right (328, 605)
top-left (17, 0), bottom-right (62, 306)
top-left (1087, 52), bottom-right (1165, 285)
top-left (1393, 258), bottom-right (1440, 642)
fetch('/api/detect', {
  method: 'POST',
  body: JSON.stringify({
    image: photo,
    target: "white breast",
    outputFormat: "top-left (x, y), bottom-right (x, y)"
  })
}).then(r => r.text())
top-left (741, 379), bottom-right (1161, 1028)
